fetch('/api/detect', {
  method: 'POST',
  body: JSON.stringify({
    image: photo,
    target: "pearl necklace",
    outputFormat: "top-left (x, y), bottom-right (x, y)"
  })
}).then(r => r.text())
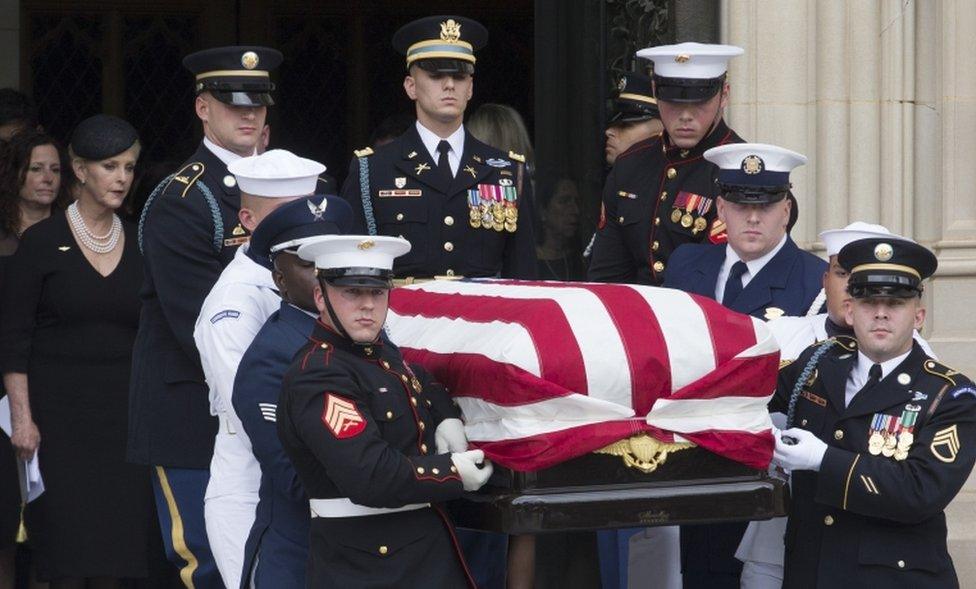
top-left (67, 202), bottom-right (121, 254)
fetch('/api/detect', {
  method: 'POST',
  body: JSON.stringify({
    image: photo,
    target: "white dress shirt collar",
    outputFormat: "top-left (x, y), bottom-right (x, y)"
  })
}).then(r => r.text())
top-left (844, 347), bottom-right (913, 407)
top-left (714, 233), bottom-right (789, 301)
top-left (415, 121), bottom-right (465, 176)
top-left (203, 136), bottom-right (253, 167)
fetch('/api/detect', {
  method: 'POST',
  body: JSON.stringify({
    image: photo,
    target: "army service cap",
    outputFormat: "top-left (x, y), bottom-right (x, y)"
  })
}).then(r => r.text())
top-left (183, 46), bottom-right (283, 106)
top-left (608, 71), bottom-right (659, 125)
top-left (839, 237), bottom-right (937, 298)
top-left (637, 42), bottom-right (743, 103)
top-left (300, 235), bottom-right (411, 289)
top-left (393, 16), bottom-right (488, 75)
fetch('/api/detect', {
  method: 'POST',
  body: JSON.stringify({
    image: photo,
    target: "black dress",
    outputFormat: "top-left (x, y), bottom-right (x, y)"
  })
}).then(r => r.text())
top-left (0, 212), bottom-right (152, 580)
top-left (0, 230), bottom-right (21, 550)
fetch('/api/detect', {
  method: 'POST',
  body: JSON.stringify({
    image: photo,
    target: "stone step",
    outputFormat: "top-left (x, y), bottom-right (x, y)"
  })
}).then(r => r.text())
top-left (947, 489), bottom-right (976, 586)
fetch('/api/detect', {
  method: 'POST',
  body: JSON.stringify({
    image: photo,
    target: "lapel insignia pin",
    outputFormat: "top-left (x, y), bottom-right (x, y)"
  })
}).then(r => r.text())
top-left (897, 373), bottom-right (911, 385)
top-left (911, 390), bottom-right (928, 401)
top-left (395, 177), bottom-right (407, 188)
top-left (232, 224), bottom-right (246, 236)
top-left (223, 175), bottom-right (237, 188)
top-left (407, 151), bottom-right (417, 159)
top-left (472, 155), bottom-right (483, 163)
top-left (464, 165), bottom-right (477, 178)
top-left (58, 246), bottom-right (70, 251)
top-left (414, 162), bottom-right (431, 175)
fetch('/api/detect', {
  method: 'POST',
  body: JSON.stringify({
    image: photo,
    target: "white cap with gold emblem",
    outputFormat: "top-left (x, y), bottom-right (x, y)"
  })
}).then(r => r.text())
top-left (636, 42), bottom-right (743, 103)
top-left (298, 235), bottom-right (411, 288)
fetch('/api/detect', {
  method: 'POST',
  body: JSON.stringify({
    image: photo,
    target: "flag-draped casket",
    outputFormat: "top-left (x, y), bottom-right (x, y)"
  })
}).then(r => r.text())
top-left (385, 280), bottom-right (788, 532)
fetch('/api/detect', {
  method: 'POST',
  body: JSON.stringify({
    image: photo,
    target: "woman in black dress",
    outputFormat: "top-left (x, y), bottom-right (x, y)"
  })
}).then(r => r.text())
top-left (0, 130), bottom-right (70, 586)
top-left (0, 115), bottom-right (152, 588)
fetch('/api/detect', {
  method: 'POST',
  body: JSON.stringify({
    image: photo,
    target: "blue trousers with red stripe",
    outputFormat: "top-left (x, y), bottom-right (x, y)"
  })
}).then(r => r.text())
top-left (151, 466), bottom-right (222, 589)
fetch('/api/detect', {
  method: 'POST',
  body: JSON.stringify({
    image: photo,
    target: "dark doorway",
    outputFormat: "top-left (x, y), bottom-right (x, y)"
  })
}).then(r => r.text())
top-left (22, 0), bottom-right (533, 187)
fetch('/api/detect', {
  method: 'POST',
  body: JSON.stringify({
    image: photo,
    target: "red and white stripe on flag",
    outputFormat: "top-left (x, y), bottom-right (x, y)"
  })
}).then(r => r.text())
top-left (386, 279), bottom-right (780, 471)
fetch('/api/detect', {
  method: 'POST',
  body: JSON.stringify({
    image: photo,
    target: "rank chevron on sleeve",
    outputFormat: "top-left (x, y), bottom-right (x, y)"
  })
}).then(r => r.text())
top-left (930, 424), bottom-right (961, 463)
top-left (323, 393), bottom-right (367, 439)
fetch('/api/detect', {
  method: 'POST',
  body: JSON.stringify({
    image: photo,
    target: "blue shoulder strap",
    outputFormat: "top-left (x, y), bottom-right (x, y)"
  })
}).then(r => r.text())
top-left (358, 156), bottom-right (377, 236)
top-left (138, 174), bottom-right (224, 254)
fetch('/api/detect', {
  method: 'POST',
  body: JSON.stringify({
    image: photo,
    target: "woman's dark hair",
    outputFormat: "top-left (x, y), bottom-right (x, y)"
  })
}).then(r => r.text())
top-left (0, 130), bottom-right (69, 236)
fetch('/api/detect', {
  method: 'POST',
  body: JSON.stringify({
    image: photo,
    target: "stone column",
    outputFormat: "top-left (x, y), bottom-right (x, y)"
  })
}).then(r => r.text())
top-left (721, 0), bottom-right (976, 375)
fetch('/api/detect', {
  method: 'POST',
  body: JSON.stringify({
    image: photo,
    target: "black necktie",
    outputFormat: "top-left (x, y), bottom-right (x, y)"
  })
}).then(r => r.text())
top-left (437, 140), bottom-right (452, 184)
top-left (865, 363), bottom-right (882, 390)
top-left (722, 261), bottom-right (748, 306)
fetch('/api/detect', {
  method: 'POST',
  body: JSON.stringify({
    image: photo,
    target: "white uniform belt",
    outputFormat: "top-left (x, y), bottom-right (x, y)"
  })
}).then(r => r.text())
top-left (309, 498), bottom-right (430, 518)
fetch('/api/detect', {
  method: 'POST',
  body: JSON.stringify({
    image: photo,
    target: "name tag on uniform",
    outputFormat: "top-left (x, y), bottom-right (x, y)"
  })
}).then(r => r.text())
top-left (378, 189), bottom-right (423, 198)
top-left (223, 236), bottom-right (249, 247)
top-left (801, 390), bottom-right (827, 407)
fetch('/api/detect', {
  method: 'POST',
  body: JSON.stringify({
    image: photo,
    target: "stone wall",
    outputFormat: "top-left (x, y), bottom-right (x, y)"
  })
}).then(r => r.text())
top-left (721, 0), bottom-right (976, 377)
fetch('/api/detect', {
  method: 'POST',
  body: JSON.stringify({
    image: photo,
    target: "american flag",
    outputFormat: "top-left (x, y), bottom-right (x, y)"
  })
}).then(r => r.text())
top-left (386, 280), bottom-right (779, 472)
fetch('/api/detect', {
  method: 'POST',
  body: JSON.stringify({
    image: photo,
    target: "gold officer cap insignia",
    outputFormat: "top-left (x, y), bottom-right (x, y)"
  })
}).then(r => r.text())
top-left (874, 242), bottom-right (893, 262)
top-left (675, 54), bottom-right (691, 63)
top-left (440, 19), bottom-right (462, 43)
top-left (742, 155), bottom-right (764, 175)
top-left (241, 51), bottom-right (259, 70)
top-left (358, 239), bottom-right (376, 250)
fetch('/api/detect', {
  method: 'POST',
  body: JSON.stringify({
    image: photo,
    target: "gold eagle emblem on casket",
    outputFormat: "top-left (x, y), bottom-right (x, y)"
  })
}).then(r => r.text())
top-left (595, 434), bottom-right (694, 473)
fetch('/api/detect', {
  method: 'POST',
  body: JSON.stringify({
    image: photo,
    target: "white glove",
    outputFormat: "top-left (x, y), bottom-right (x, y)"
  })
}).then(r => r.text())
top-left (772, 427), bottom-right (828, 472)
top-left (450, 449), bottom-right (494, 492)
top-left (435, 418), bottom-right (468, 454)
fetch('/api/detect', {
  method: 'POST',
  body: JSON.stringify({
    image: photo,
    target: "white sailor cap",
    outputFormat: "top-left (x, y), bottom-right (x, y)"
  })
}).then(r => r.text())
top-left (819, 222), bottom-right (913, 257)
top-left (636, 42), bottom-right (743, 102)
top-left (228, 149), bottom-right (325, 198)
top-left (298, 235), bottom-right (411, 288)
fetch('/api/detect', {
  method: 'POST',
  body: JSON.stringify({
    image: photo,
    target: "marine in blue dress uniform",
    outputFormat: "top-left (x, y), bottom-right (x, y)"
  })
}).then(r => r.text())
top-left (770, 237), bottom-right (976, 588)
top-left (276, 234), bottom-right (493, 588)
top-left (340, 15), bottom-right (536, 281)
top-left (588, 43), bottom-right (746, 285)
top-left (231, 195), bottom-right (351, 588)
top-left (663, 143), bottom-right (826, 589)
top-left (127, 45), bottom-right (281, 588)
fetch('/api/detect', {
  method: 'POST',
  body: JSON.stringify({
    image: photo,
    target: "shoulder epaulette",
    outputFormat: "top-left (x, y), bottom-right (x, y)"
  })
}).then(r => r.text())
top-left (830, 335), bottom-right (858, 352)
top-left (166, 162), bottom-right (206, 199)
top-left (354, 147), bottom-right (374, 158)
top-left (508, 150), bottom-right (525, 163)
top-left (924, 359), bottom-right (960, 386)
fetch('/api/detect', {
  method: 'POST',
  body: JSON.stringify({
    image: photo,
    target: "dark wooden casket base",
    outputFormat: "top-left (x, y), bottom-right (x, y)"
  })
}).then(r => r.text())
top-left (449, 447), bottom-right (788, 534)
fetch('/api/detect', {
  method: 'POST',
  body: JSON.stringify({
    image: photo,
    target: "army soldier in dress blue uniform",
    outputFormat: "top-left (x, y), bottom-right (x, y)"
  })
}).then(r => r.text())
top-left (127, 45), bottom-right (281, 588)
top-left (231, 195), bottom-right (351, 589)
top-left (770, 238), bottom-right (976, 588)
top-left (340, 15), bottom-right (536, 280)
top-left (588, 43), bottom-right (745, 285)
top-left (276, 234), bottom-right (492, 588)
